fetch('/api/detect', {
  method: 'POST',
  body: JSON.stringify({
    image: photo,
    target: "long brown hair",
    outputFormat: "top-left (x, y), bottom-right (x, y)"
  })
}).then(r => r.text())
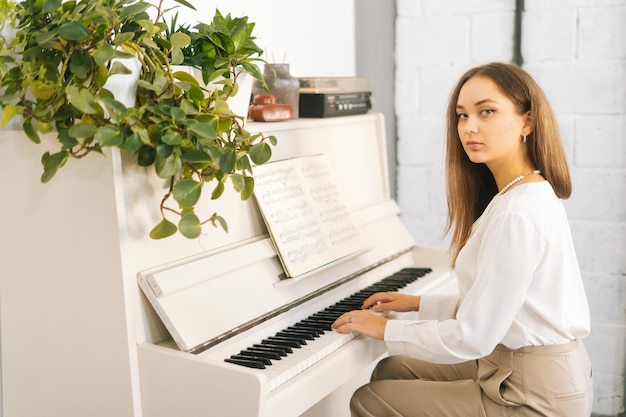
top-left (444, 62), bottom-right (572, 266)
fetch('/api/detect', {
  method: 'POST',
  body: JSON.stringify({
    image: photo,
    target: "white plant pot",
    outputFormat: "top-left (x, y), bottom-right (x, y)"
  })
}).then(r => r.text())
top-left (104, 55), bottom-right (141, 108)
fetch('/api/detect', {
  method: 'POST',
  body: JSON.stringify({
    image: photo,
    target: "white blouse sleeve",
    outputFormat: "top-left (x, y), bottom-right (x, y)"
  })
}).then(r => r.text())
top-left (384, 210), bottom-right (543, 364)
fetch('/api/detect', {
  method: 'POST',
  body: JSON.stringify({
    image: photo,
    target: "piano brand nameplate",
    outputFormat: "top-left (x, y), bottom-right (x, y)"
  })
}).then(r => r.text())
top-left (253, 155), bottom-right (365, 279)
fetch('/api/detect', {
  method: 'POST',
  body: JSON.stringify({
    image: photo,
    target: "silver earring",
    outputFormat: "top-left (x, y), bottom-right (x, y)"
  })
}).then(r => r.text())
top-left (523, 135), bottom-right (527, 143)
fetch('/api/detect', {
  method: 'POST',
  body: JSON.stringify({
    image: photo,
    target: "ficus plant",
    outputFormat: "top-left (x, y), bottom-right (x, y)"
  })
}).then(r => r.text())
top-left (0, 0), bottom-right (276, 239)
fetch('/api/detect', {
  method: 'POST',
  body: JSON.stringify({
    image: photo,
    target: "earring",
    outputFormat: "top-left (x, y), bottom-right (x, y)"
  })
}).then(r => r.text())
top-left (523, 135), bottom-right (527, 143)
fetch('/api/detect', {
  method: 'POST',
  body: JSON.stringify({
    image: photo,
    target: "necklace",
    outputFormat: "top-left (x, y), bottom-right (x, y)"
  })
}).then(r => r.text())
top-left (497, 169), bottom-right (541, 195)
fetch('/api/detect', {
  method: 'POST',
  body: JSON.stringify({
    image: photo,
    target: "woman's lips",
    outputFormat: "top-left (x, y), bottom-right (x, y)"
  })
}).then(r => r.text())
top-left (465, 140), bottom-right (482, 150)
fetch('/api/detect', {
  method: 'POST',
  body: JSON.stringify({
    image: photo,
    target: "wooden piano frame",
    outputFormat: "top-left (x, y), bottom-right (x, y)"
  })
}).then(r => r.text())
top-left (0, 113), bottom-right (454, 417)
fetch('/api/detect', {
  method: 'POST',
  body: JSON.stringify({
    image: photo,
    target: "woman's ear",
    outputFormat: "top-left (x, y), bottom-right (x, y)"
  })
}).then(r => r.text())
top-left (523, 111), bottom-right (534, 136)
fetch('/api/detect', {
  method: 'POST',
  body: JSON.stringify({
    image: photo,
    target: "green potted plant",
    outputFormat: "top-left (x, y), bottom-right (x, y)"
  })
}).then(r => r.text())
top-left (0, 0), bottom-right (276, 239)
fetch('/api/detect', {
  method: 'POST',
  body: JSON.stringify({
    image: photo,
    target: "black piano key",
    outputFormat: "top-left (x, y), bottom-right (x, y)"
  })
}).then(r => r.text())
top-left (259, 340), bottom-right (295, 352)
top-left (239, 349), bottom-right (282, 361)
top-left (253, 343), bottom-right (290, 355)
top-left (246, 345), bottom-right (287, 360)
top-left (230, 354), bottom-right (272, 366)
top-left (266, 336), bottom-right (304, 348)
top-left (225, 357), bottom-right (267, 369)
top-left (275, 331), bottom-right (309, 343)
top-left (291, 323), bottom-right (325, 335)
top-left (300, 319), bottom-right (332, 331)
top-left (285, 327), bottom-right (320, 339)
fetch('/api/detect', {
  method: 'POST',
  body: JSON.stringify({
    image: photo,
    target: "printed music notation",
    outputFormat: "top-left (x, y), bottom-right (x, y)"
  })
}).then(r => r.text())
top-left (253, 155), bottom-right (365, 278)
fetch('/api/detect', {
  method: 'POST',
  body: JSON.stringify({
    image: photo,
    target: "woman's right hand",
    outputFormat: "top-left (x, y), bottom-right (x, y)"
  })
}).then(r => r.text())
top-left (362, 292), bottom-right (421, 313)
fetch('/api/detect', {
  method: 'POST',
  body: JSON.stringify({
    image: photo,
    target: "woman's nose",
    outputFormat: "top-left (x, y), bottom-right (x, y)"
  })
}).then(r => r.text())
top-left (464, 116), bottom-right (478, 133)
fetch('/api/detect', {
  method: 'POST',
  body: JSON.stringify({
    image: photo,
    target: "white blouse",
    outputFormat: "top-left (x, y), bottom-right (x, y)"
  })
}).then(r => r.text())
top-left (384, 181), bottom-right (590, 364)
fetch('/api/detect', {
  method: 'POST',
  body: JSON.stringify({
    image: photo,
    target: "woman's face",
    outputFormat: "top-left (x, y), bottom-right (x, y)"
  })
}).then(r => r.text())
top-left (456, 75), bottom-right (529, 170)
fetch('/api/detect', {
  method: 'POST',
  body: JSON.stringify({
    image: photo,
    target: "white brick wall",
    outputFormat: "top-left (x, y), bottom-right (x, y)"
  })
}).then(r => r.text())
top-left (395, 1), bottom-right (626, 415)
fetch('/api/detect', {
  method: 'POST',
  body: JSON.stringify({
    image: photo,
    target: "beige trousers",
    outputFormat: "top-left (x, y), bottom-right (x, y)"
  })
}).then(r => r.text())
top-left (350, 340), bottom-right (593, 417)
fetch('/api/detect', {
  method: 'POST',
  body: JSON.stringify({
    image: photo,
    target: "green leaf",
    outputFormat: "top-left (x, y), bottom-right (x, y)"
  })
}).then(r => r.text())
top-left (95, 125), bottom-right (123, 147)
top-left (241, 175), bottom-right (254, 200)
top-left (179, 213), bottom-right (201, 239)
top-left (141, 37), bottom-right (159, 49)
top-left (230, 173), bottom-right (244, 192)
top-left (109, 61), bottom-right (132, 76)
top-left (219, 148), bottom-right (236, 173)
top-left (30, 80), bottom-right (55, 100)
top-left (249, 142), bottom-right (272, 164)
top-left (120, 132), bottom-right (143, 154)
top-left (212, 215), bottom-right (228, 233)
top-left (171, 48), bottom-right (184, 65)
top-left (170, 32), bottom-right (191, 49)
top-left (100, 98), bottom-right (128, 117)
top-left (149, 218), bottom-right (178, 239)
top-left (155, 152), bottom-right (182, 178)
top-left (137, 19), bottom-right (156, 35)
top-left (169, 107), bottom-right (186, 121)
top-left (211, 180), bottom-right (225, 200)
top-left (171, 0), bottom-right (197, 10)
top-left (161, 130), bottom-right (182, 145)
top-left (173, 178), bottom-right (202, 207)
top-left (58, 22), bottom-right (90, 41)
top-left (43, 0), bottom-right (62, 13)
top-left (173, 70), bottom-right (200, 85)
top-left (35, 31), bottom-right (59, 48)
top-left (119, 2), bottom-right (151, 20)
top-left (188, 85), bottom-right (205, 102)
top-left (41, 151), bottom-right (69, 183)
top-left (92, 44), bottom-right (116, 66)
top-left (137, 145), bottom-right (156, 166)
top-left (70, 50), bottom-right (94, 79)
top-left (181, 149), bottom-right (212, 164)
top-left (113, 32), bottom-right (134, 46)
top-left (66, 86), bottom-right (97, 114)
top-left (1, 104), bottom-right (23, 127)
top-left (136, 79), bottom-right (158, 91)
top-left (68, 123), bottom-right (98, 138)
top-left (23, 120), bottom-right (41, 144)
top-left (186, 122), bottom-right (216, 139)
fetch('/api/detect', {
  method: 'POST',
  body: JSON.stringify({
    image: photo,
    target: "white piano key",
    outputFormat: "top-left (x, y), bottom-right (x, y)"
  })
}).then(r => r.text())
top-left (264, 330), bottom-right (357, 391)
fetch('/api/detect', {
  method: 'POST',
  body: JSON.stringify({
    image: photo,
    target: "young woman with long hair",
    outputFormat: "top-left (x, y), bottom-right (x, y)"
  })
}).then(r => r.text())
top-left (332, 62), bottom-right (593, 417)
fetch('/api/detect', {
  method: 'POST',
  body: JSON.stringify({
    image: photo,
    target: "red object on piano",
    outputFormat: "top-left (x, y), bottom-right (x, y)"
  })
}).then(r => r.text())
top-left (248, 94), bottom-right (293, 122)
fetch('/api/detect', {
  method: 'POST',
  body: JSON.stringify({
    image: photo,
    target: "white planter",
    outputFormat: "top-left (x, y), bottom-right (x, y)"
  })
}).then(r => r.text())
top-left (225, 71), bottom-right (253, 121)
top-left (103, 55), bottom-right (141, 108)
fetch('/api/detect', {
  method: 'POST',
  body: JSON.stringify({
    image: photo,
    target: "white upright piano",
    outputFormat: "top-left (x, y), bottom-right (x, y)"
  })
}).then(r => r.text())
top-left (0, 113), bottom-right (455, 417)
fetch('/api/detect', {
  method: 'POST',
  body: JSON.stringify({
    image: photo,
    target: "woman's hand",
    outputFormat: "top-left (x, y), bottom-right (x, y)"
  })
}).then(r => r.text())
top-left (362, 291), bottom-right (421, 313)
top-left (331, 292), bottom-right (421, 340)
top-left (331, 310), bottom-right (388, 340)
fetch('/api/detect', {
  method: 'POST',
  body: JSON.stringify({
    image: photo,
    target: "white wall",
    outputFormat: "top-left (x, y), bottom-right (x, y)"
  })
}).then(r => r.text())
top-left (394, 1), bottom-right (626, 415)
top-left (162, 0), bottom-right (356, 78)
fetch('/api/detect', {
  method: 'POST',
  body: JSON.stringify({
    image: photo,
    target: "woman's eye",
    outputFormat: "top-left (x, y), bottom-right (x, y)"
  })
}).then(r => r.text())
top-left (457, 113), bottom-right (468, 120)
top-left (481, 109), bottom-right (494, 116)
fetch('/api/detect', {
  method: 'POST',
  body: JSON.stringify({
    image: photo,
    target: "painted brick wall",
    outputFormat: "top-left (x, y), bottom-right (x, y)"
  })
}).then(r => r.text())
top-left (394, 1), bottom-right (626, 415)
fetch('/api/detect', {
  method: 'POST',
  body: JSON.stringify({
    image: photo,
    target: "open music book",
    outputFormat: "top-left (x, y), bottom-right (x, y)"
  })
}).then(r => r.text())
top-left (253, 154), bottom-right (366, 279)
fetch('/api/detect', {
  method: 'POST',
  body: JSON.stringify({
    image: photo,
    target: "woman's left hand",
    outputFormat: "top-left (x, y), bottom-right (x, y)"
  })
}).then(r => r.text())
top-left (331, 310), bottom-right (388, 340)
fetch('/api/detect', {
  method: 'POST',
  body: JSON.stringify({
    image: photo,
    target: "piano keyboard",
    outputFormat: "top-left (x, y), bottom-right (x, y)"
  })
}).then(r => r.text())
top-left (224, 267), bottom-right (432, 390)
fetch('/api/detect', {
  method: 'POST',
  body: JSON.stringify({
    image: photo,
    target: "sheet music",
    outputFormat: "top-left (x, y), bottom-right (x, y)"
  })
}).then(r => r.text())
top-left (253, 155), bottom-right (365, 278)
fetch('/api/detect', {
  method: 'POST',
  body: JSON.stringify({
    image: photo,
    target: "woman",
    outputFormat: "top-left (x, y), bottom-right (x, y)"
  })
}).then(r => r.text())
top-left (332, 62), bottom-right (593, 417)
